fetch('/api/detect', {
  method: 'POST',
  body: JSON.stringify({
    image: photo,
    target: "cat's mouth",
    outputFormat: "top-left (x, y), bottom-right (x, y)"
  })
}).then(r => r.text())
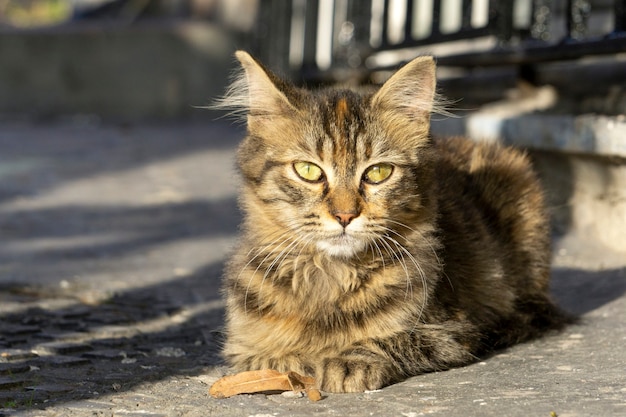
top-left (316, 232), bottom-right (367, 258)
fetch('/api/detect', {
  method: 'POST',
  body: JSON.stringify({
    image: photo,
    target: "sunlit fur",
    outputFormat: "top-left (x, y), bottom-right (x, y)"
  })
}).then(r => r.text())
top-left (219, 51), bottom-right (571, 393)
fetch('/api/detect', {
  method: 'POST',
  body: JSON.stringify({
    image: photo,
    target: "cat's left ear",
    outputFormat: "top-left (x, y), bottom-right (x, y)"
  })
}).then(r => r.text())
top-left (371, 56), bottom-right (436, 121)
top-left (212, 51), bottom-right (298, 120)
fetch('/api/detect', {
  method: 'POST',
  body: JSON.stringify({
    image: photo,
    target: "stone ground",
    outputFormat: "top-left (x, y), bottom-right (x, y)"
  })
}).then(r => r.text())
top-left (0, 120), bottom-right (624, 417)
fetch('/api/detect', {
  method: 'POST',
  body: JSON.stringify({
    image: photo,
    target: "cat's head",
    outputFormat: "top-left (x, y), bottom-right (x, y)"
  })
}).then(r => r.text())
top-left (220, 51), bottom-right (440, 259)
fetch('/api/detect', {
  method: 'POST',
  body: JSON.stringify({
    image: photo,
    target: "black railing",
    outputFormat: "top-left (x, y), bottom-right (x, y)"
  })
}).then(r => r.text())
top-left (254, 0), bottom-right (626, 82)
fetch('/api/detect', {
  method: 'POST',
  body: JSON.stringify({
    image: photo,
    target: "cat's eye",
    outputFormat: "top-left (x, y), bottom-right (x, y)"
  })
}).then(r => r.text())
top-left (293, 161), bottom-right (324, 182)
top-left (363, 163), bottom-right (394, 184)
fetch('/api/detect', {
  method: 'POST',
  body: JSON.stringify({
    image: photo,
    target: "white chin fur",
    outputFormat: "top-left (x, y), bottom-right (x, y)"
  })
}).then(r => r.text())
top-left (317, 237), bottom-right (366, 258)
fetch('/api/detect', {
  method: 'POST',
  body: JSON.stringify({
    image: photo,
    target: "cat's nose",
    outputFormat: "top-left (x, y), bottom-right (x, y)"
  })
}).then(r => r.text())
top-left (334, 212), bottom-right (358, 227)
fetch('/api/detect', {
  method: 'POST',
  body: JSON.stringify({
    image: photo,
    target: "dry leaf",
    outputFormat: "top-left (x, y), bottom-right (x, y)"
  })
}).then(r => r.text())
top-left (209, 369), bottom-right (322, 401)
top-left (286, 371), bottom-right (316, 391)
top-left (209, 369), bottom-right (290, 398)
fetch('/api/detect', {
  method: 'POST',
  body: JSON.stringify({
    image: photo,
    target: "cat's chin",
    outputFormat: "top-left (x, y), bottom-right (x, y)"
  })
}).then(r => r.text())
top-left (316, 235), bottom-right (367, 258)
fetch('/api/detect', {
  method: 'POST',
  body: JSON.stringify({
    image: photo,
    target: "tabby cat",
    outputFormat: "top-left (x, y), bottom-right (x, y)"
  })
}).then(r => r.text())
top-left (218, 51), bottom-right (570, 393)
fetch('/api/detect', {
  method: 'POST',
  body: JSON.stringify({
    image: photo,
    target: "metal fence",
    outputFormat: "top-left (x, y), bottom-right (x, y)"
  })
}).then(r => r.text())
top-left (254, 0), bottom-right (626, 82)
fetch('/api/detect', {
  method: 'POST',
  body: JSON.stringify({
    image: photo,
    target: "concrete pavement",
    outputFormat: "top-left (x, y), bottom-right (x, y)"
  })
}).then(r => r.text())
top-left (0, 120), bottom-right (624, 417)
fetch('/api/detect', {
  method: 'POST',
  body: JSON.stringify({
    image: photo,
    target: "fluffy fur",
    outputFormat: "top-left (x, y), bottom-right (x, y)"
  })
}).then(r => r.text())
top-left (219, 51), bottom-right (570, 393)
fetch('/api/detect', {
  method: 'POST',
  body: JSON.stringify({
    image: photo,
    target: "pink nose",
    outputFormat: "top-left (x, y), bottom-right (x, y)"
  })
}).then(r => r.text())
top-left (334, 212), bottom-right (358, 227)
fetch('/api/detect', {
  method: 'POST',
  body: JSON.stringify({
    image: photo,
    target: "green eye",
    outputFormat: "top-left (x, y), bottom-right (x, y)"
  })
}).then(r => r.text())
top-left (293, 161), bottom-right (324, 182)
top-left (363, 163), bottom-right (393, 184)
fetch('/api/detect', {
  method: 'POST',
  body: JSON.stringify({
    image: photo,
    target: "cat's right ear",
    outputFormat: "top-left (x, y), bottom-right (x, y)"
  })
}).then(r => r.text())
top-left (371, 55), bottom-right (437, 122)
top-left (214, 51), bottom-right (296, 119)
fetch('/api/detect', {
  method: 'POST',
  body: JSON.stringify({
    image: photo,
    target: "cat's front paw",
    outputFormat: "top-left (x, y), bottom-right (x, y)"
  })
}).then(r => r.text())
top-left (318, 356), bottom-right (389, 393)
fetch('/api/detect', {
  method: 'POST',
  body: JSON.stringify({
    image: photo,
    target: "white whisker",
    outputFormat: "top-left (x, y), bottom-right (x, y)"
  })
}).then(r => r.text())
top-left (381, 234), bottom-right (429, 323)
top-left (367, 239), bottom-right (386, 269)
top-left (383, 217), bottom-right (443, 268)
top-left (239, 216), bottom-right (323, 315)
top-left (245, 233), bottom-right (294, 315)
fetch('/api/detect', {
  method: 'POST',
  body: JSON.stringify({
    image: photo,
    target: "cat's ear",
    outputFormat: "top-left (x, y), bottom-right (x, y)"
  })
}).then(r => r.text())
top-left (371, 56), bottom-right (436, 121)
top-left (215, 51), bottom-right (296, 119)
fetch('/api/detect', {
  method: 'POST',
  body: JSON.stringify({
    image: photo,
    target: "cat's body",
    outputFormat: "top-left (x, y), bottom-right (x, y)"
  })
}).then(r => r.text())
top-left (219, 51), bottom-right (570, 392)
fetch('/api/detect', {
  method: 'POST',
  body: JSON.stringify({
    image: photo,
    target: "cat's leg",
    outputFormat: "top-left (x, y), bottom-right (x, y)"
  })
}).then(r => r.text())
top-left (317, 327), bottom-right (477, 393)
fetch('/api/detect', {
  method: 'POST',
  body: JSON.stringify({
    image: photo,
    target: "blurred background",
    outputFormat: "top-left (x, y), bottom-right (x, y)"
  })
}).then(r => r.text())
top-left (1, 0), bottom-right (626, 119)
top-left (0, 0), bottom-right (258, 120)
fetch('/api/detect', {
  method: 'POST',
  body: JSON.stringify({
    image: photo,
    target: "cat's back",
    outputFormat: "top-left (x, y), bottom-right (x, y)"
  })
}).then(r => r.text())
top-left (431, 136), bottom-right (552, 299)
top-left (433, 136), bottom-right (545, 217)
top-left (434, 136), bottom-right (535, 180)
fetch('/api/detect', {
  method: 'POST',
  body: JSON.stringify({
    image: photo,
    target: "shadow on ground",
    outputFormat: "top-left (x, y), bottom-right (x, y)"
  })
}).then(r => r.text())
top-left (552, 266), bottom-right (626, 315)
top-left (0, 260), bottom-right (227, 410)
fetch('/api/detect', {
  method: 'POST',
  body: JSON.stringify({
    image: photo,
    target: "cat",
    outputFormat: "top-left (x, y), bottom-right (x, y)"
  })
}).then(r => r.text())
top-left (216, 51), bottom-right (571, 393)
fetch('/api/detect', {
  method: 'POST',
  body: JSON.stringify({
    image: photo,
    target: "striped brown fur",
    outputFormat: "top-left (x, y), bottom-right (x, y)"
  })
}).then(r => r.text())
top-left (218, 51), bottom-right (571, 393)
